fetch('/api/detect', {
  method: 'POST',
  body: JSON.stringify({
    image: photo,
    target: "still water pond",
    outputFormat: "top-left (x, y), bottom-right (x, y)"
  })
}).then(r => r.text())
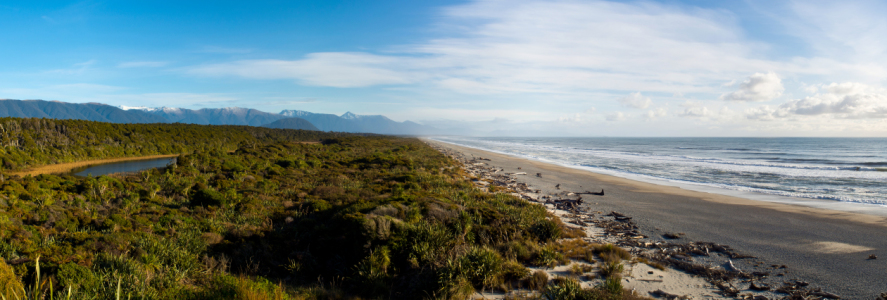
top-left (70, 157), bottom-right (177, 177)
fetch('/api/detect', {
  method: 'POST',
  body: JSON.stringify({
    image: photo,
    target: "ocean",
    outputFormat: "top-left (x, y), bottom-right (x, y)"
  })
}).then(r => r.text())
top-left (431, 137), bottom-right (887, 206)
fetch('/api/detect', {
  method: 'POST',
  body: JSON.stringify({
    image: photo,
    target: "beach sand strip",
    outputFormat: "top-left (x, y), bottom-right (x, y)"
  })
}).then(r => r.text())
top-left (424, 138), bottom-right (885, 299)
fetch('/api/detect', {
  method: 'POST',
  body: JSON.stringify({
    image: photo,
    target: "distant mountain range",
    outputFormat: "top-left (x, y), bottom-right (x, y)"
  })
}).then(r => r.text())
top-left (0, 99), bottom-right (169, 123)
top-left (280, 110), bottom-right (430, 134)
top-left (260, 117), bottom-right (319, 131)
top-left (0, 99), bottom-right (435, 135)
top-left (135, 106), bottom-right (285, 126)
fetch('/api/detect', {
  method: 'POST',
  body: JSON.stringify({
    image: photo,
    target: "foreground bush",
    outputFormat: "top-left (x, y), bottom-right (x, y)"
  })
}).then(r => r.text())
top-left (0, 128), bottom-right (580, 299)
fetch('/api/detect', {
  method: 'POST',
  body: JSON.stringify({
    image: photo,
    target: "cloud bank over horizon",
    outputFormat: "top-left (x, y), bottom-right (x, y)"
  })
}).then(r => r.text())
top-left (2, 0), bottom-right (887, 136)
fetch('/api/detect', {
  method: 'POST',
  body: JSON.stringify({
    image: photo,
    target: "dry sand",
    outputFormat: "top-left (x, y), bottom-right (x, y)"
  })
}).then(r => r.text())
top-left (426, 139), bottom-right (887, 299)
top-left (9, 154), bottom-right (180, 177)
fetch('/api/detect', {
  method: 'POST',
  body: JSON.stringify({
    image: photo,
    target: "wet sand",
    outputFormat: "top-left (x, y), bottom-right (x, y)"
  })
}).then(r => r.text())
top-left (426, 139), bottom-right (887, 299)
top-left (9, 154), bottom-right (180, 177)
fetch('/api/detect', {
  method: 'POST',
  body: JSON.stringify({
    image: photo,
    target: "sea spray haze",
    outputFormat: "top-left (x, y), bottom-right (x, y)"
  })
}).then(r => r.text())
top-left (433, 137), bottom-right (887, 205)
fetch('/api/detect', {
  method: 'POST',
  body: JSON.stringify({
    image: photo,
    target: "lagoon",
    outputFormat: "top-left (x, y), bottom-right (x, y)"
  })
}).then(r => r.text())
top-left (70, 157), bottom-right (176, 177)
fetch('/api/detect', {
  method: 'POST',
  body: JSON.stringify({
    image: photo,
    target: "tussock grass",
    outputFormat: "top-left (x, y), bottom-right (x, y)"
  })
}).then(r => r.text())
top-left (525, 270), bottom-right (549, 291)
top-left (599, 260), bottom-right (624, 278)
top-left (595, 244), bottom-right (631, 263)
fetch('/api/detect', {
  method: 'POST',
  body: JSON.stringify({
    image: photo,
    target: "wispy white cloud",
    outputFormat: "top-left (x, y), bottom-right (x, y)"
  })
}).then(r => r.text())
top-left (606, 112), bottom-right (626, 121)
top-left (680, 107), bottom-right (711, 118)
top-left (188, 53), bottom-right (416, 88)
top-left (28, 0), bottom-right (885, 136)
top-left (747, 82), bottom-right (887, 119)
top-left (185, 0), bottom-right (781, 95)
top-left (720, 72), bottom-right (784, 102)
top-left (107, 93), bottom-right (239, 108)
top-left (44, 60), bottom-right (96, 75)
top-left (618, 92), bottom-right (652, 109)
top-left (644, 107), bottom-right (668, 120)
top-left (1, 83), bottom-right (123, 100)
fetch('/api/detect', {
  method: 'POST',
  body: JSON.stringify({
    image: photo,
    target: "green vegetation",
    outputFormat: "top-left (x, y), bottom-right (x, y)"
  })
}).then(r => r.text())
top-left (0, 117), bottom-right (346, 171)
top-left (0, 117), bottom-right (655, 299)
top-left (0, 118), bottom-right (601, 299)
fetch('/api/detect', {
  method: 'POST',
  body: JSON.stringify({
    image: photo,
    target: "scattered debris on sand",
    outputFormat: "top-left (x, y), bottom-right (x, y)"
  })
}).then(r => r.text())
top-left (426, 140), bottom-right (845, 300)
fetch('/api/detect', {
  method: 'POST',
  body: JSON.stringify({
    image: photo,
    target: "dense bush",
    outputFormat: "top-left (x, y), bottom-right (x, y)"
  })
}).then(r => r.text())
top-left (0, 120), bottom-right (587, 299)
top-left (0, 117), bottom-right (355, 172)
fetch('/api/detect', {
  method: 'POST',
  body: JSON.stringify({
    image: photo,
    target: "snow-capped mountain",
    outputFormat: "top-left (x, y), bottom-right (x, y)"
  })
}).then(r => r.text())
top-left (278, 110), bottom-right (433, 134)
top-left (0, 99), bottom-right (436, 134)
top-left (0, 100), bottom-right (168, 123)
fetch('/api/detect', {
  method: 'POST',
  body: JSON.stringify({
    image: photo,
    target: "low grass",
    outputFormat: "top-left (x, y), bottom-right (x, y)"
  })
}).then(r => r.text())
top-left (595, 244), bottom-right (632, 263)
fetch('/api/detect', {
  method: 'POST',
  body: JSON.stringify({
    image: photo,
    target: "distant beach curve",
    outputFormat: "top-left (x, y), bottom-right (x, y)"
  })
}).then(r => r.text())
top-left (425, 138), bottom-right (887, 298)
top-left (430, 136), bottom-right (887, 211)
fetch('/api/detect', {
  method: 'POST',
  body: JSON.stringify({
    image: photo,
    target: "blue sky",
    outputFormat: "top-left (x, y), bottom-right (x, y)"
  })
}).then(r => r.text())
top-left (2, 0), bottom-right (887, 136)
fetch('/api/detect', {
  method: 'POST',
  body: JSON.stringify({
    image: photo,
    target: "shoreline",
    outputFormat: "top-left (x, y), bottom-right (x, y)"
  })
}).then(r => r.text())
top-left (8, 154), bottom-right (180, 177)
top-left (428, 137), bottom-right (887, 221)
top-left (425, 138), bottom-right (887, 299)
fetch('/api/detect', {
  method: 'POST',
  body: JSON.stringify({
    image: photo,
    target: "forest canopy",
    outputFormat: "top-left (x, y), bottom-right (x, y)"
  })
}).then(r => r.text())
top-left (0, 117), bottom-right (353, 171)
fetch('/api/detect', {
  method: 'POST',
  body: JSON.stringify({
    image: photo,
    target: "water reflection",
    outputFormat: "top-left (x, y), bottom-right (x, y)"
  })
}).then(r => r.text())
top-left (70, 157), bottom-right (177, 177)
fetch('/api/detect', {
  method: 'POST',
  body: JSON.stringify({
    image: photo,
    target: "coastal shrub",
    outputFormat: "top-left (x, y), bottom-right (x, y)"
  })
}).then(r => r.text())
top-left (57, 262), bottom-right (99, 293)
top-left (599, 260), bottom-right (624, 278)
top-left (595, 244), bottom-right (631, 263)
top-left (542, 277), bottom-right (586, 300)
top-left (526, 270), bottom-right (549, 291)
top-left (569, 263), bottom-right (593, 277)
top-left (499, 240), bottom-right (541, 263)
top-left (304, 199), bottom-right (332, 213)
top-left (531, 218), bottom-right (562, 242)
top-left (499, 260), bottom-right (531, 283)
top-left (597, 275), bottom-right (623, 296)
top-left (555, 239), bottom-right (599, 262)
top-left (0, 259), bottom-right (24, 299)
top-left (354, 247), bottom-right (391, 294)
top-left (192, 188), bottom-right (227, 207)
top-left (534, 244), bottom-right (567, 268)
top-left (0, 125), bottom-right (575, 299)
top-left (459, 247), bottom-right (504, 288)
top-left (200, 274), bottom-right (299, 300)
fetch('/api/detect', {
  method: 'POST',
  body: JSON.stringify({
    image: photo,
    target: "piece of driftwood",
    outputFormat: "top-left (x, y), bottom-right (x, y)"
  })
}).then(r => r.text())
top-left (749, 282), bottom-right (771, 291)
top-left (809, 291), bottom-right (841, 299)
top-left (724, 259), bottom-right (741, 272)
top-left (649, 289), bottom-right (686, 300)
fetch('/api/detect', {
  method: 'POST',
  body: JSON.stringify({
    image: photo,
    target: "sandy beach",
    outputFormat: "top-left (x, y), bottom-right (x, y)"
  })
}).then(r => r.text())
top-left (425, 138), bottom-right (887, 299)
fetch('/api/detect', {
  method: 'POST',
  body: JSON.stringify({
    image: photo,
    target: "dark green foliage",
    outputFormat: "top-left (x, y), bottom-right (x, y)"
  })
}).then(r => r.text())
top-left (0, 117), bottom-right (352, 172)
top-left (532, 218), bottom-right (563, 242)
top-left (0, 119), bottom-right (582, 299)
top-left (57, 262), bottom-right (100, 293)
top-left (192, 188), bottom-right (228, 207)
top-left (542, 276), bottom-right (631, 300)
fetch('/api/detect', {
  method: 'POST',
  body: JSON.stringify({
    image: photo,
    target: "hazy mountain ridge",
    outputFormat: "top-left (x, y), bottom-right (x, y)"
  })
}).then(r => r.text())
top-left (0, 99), bottom-right (435, 135)
top-left (126, 106), bottom-right (288, 126)
top-left (260, 117), bottom-right (320, 131)
top-left (280, 110), bottom-right (435, 135)
top-left (0, 99), bottom-right (169, 123)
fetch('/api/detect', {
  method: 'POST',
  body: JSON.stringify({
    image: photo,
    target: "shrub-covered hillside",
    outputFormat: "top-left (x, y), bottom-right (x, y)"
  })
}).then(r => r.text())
top-left (0, 117), bottom-right (348, 171)
top-left (0, 123), bottom-right (579, 299)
